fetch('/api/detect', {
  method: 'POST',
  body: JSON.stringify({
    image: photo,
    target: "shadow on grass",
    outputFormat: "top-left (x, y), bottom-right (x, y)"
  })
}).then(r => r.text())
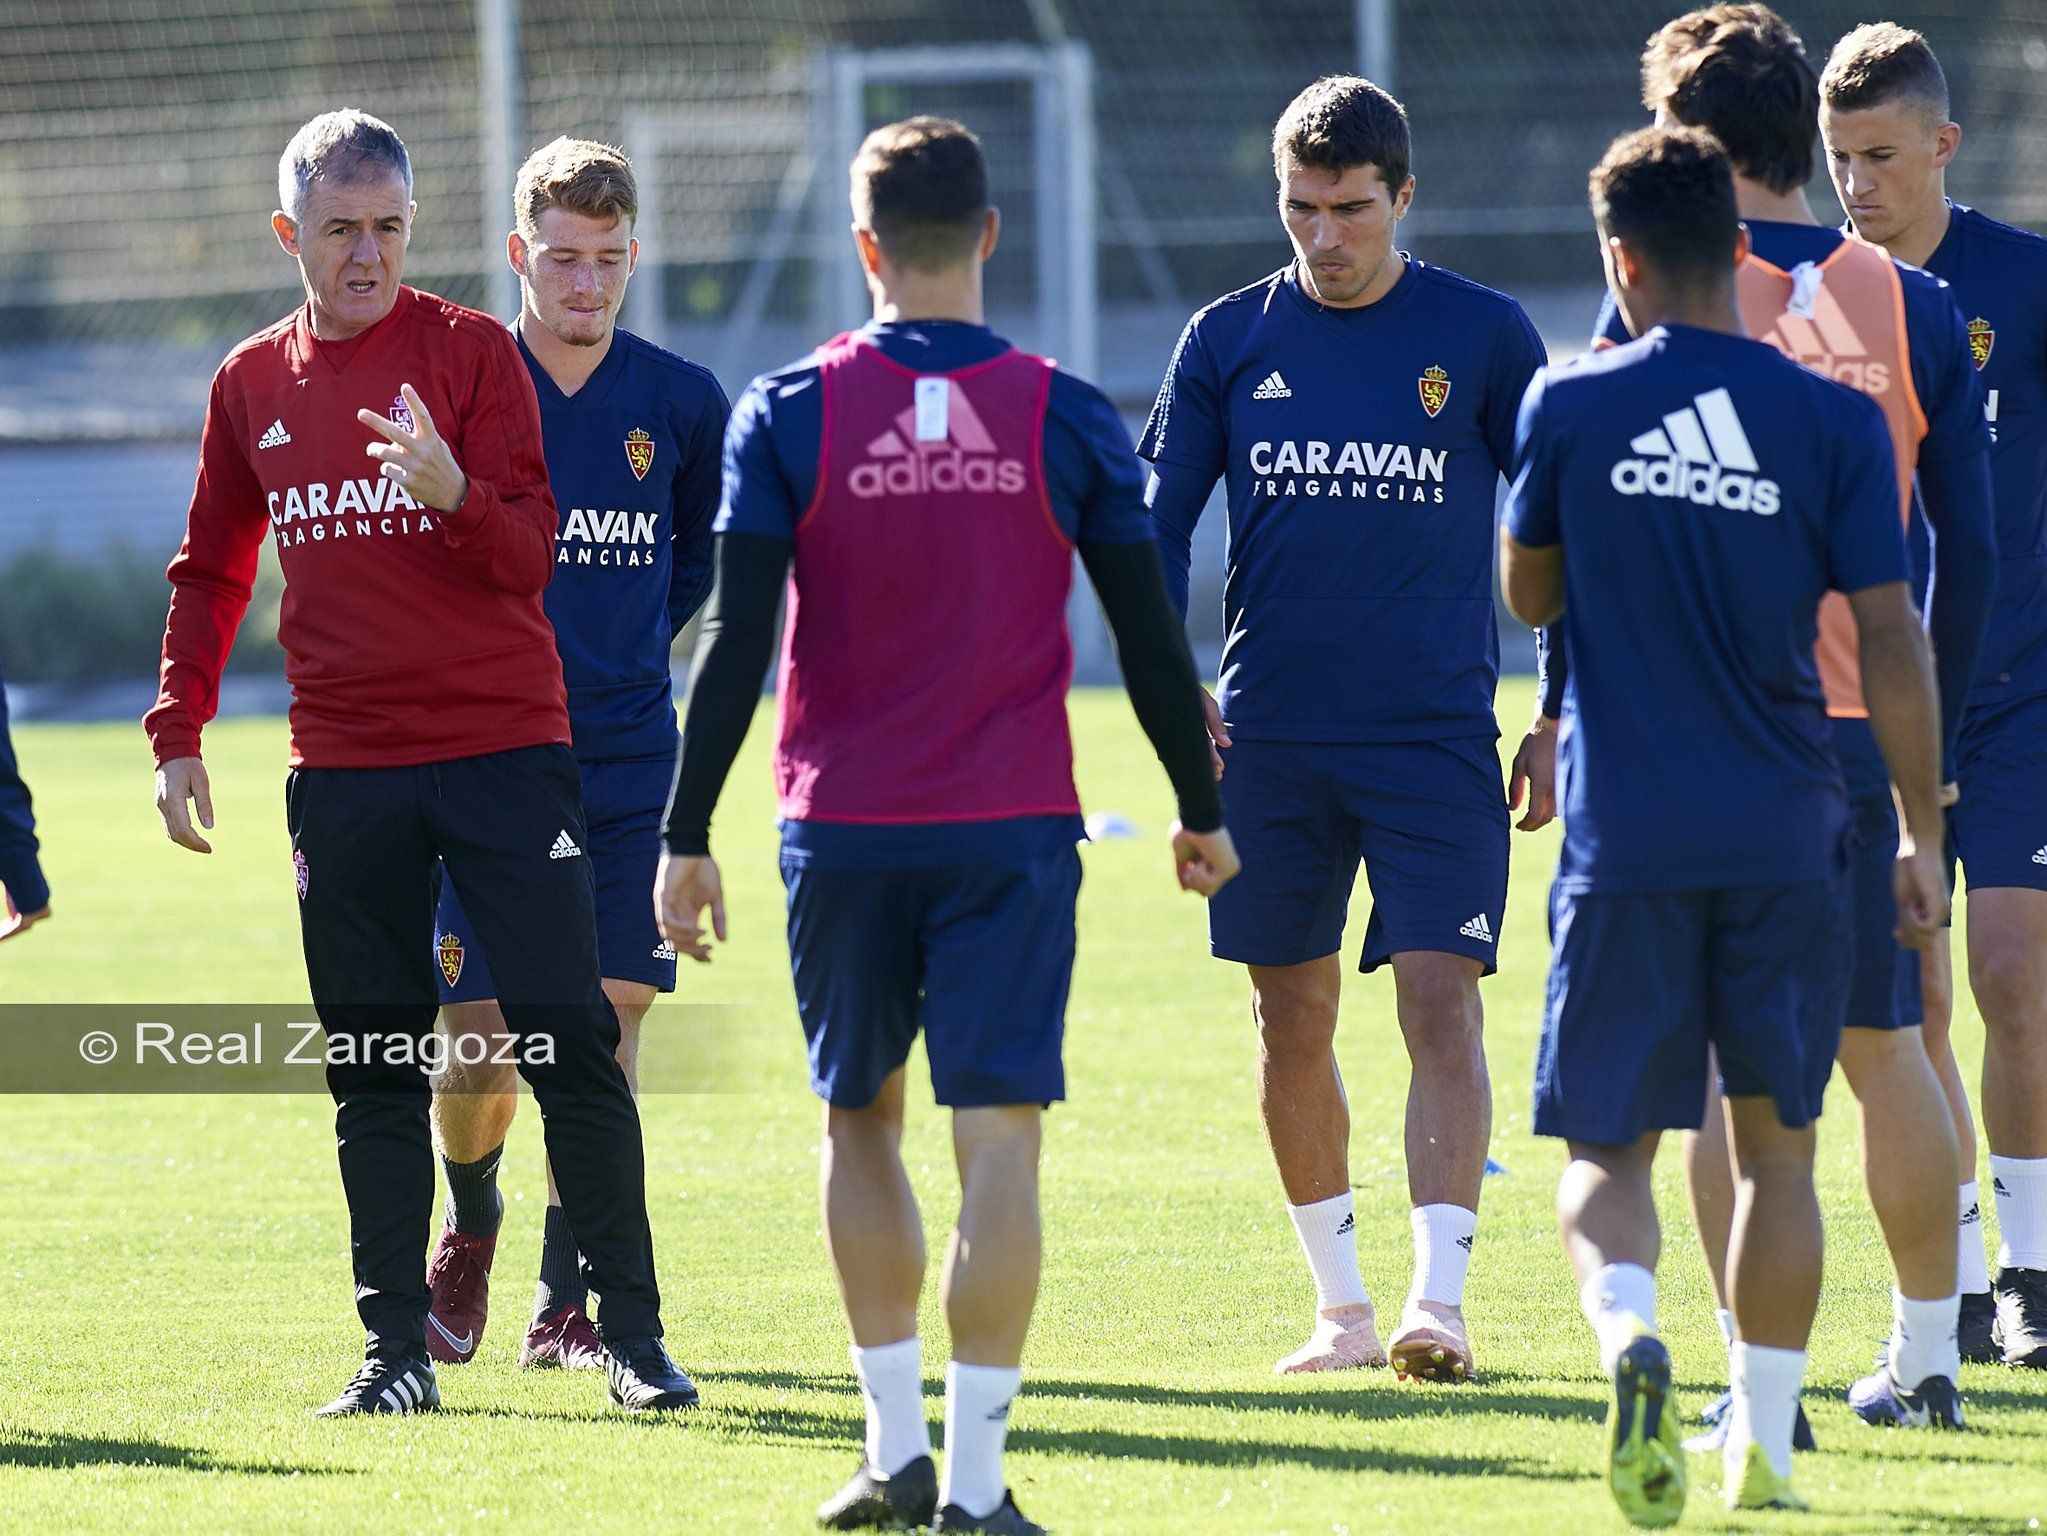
top-left (0, 1430), bottom-right (339, 1476)
top-left (710, 1396), bottom-right (1599, 1481)
top-left (1948, 1382), bottom-right (2047, 1415)
top-left (713, 1367), bottom-right (1604, 1425)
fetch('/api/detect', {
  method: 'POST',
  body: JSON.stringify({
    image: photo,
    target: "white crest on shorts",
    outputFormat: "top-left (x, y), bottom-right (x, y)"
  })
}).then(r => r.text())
top-left (294, 849), bottom-right (309, 900)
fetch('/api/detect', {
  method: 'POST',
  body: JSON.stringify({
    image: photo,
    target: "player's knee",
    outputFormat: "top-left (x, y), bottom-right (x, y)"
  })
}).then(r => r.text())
top-left (1971, 942), bottom-right (2047, 1034)
top-left (1835, 1024), bottom-right (1907, 1087)
top-left (1392, 961), bottom-right (1484, 1063)
top-left (1251, 979), bottom-right (1339, 1055)
top-left (826, 1095), bottom-right (906, 1148)
top-left (952, 1104), bottom-right (1042, 1171)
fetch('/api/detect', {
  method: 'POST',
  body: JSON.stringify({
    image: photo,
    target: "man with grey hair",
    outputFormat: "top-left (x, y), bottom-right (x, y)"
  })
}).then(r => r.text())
top-left (146, 109), bottom-right (698, 1417)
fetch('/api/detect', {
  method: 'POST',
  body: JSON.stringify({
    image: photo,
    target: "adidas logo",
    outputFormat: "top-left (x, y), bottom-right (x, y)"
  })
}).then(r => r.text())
top-left (549, 830), bottom-right (583, 860)
top-left (1995, 1177), bottom-right (2011, 1197)
top-left (2033, 845), bottom-right (2047, 866)
top-left (1455, 1233), bottom-right (1475, 1253)
top-left (1459, 913), bottom-right (1494, 944)
top-left (1252, 371), bottom-right (1292, 400)
top-left (1962, 1200), bottom-right (1982, 1227)
top-left (1335, 1213), bottom-right (1355, 1236)
top-left (257, 419), bottom-right (291, 449)
top-left (1610, 387), bottom-right (1782, 515)
top-left (851, 381), bottom-right (1026, 499)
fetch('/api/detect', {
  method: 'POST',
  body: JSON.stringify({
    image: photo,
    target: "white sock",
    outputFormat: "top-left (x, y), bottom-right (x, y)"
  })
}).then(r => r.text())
top-left (1715, 1306), bottom-right (1736, 1354)
top-left (1579, 1262), bottom-right (1656, 1374)
top-left (1408, 1203), bottom-right (1477, 1309)
top-left (1287, 1192), bottom-right (1369, 1312)
top-left (940, 1361), bottom-right (1021, 1519)
top-left (1959, 1181), bottom-right (1991, 1294)
top-left (1727, 1341), bottom-right (1806, 1480)
top-left (850, 1338), bottom-right (929, 1476)
top-left (1990, 1155), bottom-right (2047, 1270)
top-left (1889, 1289), bottom-right (1960, 1385)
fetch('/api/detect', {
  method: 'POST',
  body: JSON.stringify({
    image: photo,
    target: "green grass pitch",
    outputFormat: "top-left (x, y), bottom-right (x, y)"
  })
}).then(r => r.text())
top-left (2, 683), bottom-right (2043, 1533)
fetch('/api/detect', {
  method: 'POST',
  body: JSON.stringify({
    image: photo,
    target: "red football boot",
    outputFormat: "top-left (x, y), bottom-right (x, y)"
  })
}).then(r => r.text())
top-left (424, 1224), bottom-right (497, 1364)
top-left (522, 1302), bottom-right (604, 1370)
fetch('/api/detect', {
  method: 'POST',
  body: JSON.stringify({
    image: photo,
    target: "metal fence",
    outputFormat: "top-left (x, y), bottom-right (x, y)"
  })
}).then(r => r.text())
top-left (2, 1), bottom-right (2044, 686)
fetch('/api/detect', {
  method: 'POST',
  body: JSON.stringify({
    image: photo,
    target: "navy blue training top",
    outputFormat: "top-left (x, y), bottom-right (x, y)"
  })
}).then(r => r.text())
top-left (1920, 202), bottom-right (2047, 709)
top-left (524, 327), bottom-right (728, 762)
top-left (1140, 259), bottom-right (1545, 744)
top-left (1575, 223), bottom-right (1993, 767)
top-left (1506, 325), bottom-right (1907, 893)
top-left (718, 317), bottom-right (1152, 868)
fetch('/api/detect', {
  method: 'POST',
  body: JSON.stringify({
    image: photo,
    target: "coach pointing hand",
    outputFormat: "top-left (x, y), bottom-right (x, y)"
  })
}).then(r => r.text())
top-left (359, 383), bottom-right (467, 513)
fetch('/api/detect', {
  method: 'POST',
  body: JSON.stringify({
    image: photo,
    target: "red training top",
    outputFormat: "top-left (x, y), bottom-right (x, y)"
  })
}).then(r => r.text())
top-left (145, 286), bottom-right (570, 769)
top-left (773, 330), bottom-right (1080, 823)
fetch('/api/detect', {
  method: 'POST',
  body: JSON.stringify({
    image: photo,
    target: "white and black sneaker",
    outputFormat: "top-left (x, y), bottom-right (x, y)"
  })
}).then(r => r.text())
top-left (604, 1334), bottom-right (700, 1411)
top-left (313, 1346), bottom-right (440, 1417)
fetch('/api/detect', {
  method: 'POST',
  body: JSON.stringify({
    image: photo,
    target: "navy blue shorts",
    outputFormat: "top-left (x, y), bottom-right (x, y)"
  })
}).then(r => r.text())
top-left (1952, 691), bottom-right (2047, 894)
top-left (1534, 869), bottom-right (1851, 1145)
top-left (780, 846), bottom-right (1082, 1109)
top-left (1205, 736), bottom-right (1508, 973)
top-left (1831, 717), bottom-right (1922, 1032)
top-left (434, 754), bottom-right (677, 1002)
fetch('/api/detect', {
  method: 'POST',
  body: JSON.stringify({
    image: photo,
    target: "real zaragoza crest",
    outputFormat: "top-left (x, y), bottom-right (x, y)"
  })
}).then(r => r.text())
top-left (437, 932), bottom-right (464, 987)
top-left (625, 427), bottom-right (655, 481)
top-left (1418, 365), bottom-right (1451, 418)
top-left (1968, 317), bottom-right (1994, 370)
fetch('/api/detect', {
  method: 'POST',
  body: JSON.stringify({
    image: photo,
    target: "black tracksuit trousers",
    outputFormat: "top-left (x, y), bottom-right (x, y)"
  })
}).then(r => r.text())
top-left (286, 743), bottom-right (661, 1351)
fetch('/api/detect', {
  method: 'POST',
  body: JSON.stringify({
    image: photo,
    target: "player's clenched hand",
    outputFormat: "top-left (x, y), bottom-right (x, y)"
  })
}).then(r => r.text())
top-left (359, 383), bottom-right (469, 514)
top-left (154, 755), bottom-right (215, 854)
top-left (1892, 840), bottom-right (1948, 951)
top-left (1200, 688), bottom-right (1230, 781)
top-left (1171, 822), bottom-right (1240, 897)
top-left (1508, 716), bottom-right (1558, 832)
top-left (0, 887), bottom-right (50, 943)
top-left (656, 850), bottom-right (726, 963)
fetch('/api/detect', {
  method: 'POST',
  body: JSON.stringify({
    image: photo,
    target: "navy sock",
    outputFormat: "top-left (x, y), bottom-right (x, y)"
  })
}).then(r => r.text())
top-left (441, 1144), bottom-right (504, 1236)
top-left (534, 1202), bottom-right (588, 1320)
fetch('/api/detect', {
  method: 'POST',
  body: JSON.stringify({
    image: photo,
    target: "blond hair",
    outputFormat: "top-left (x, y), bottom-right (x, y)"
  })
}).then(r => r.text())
top-left (514, 136), bottom-right (638, 241)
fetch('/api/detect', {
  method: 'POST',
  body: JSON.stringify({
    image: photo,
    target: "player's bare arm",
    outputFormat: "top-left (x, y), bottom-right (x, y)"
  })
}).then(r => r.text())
top-left (1498, 532), bottom-right (1562, 628)
top-left (1848, 579), bottom-right (1947, 948)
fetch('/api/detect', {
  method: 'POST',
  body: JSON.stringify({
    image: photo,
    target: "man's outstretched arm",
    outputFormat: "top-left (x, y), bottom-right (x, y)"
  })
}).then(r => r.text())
top-left (1079, 537), bottom-right (1236, 895)
top-left (657, 531), bottom-right (790, 957)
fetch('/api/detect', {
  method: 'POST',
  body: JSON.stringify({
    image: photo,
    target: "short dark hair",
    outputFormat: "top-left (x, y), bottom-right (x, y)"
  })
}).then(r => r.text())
top-left (1590, 125), bottom-right (1741, 287)
top-left (1272, 75), bottom-right (1411, 189)
top-left (849, 116), bottom-right (989, 273)
top-left (1821, 22), bottom-right (1950, 126)
top-left (1640, 4), bottom-right (1817, 195)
